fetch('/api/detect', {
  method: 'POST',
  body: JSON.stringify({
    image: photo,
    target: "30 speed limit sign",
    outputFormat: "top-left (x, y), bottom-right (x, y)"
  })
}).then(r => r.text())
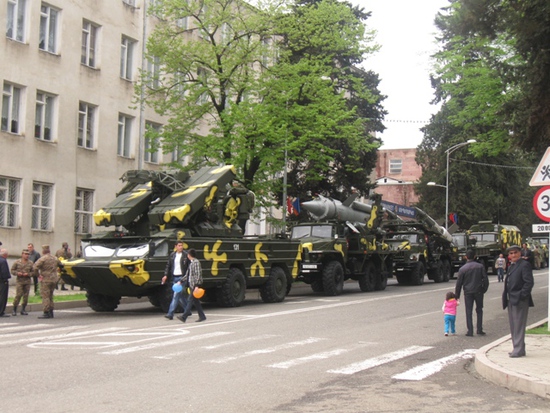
top-left (533, 186), bottom-right (550, 222)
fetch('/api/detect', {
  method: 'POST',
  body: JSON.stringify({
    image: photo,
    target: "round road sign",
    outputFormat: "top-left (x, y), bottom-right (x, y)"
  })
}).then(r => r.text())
top-left (533, 186), bottom-right (550, 222)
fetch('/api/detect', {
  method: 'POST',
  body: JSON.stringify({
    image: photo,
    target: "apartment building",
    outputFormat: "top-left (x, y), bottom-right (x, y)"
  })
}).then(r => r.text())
top-left (0, 0), bottom-right (173, 253)
top-left (374, 148), bottom-right (422, 206)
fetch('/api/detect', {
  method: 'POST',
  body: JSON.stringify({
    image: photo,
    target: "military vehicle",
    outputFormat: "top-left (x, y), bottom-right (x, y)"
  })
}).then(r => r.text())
top-left (468, 221), bottom-right (521, 272)
top-left (526, 236), bottom-right (548, 269)
top-left (450, 232), bottom-right (491, 274)
top-left (383, 208), bottom-right (455, 285)
top-left (290, 193), bottom-right (393, 295)
top-left (59, 166), bottom-right (301, 311)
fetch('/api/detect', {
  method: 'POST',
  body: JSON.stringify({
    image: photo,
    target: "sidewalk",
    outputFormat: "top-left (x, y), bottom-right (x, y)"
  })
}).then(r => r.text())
top-left (475, 319), bottom-right (550, 400)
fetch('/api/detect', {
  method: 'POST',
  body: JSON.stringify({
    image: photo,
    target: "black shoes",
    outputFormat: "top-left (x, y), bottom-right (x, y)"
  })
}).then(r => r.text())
top-left (465, 332), bottom-right (473, 337)
top-left (477, 331), bottom-right (486, 336)
top-left (195, 317), bottom-right (206, 323)
top-left (164, 315), bottom-right (173, 320)
top-left (38, 312), bottom-right (51, 319)
top-left (177, 314), bottom-right (188, 323)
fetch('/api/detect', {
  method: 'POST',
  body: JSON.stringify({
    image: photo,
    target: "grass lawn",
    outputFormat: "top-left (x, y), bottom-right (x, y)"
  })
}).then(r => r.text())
top-left (8, 293), bottom-right (87, 304)
top-left (526, 322), bottom-right (550, 335)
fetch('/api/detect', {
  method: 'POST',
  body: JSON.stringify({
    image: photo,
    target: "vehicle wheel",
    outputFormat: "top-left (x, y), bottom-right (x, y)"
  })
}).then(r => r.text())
top-left (442, 260), bottom-right (451, 282)
top-left (201, 288), bottom-right (218, 303)
top-left (217, 267), bottom-right (246, 307)
top-left (429, 261), bottom-right (444, 283)
top-left (310, 278), bottom-right (324, 293)
top-left (260, 267), bottom-right (288, 303)
top-left (149, 284), bottom-right (174, 313)
top-left (411, 262), bottom-right (425, 285)
top-left (322, 261), bottom-right (344, 296)
top-left (396, 273), bottom-right (410, 285)
top-left (86, 292), bottom-right (121, 312)
top-left (358, 261), bottom-right (376, 292)
top-left (376, 270), bottom-right (389, 291)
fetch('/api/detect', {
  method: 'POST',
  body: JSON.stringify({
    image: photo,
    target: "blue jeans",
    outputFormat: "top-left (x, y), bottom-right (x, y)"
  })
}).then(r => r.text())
top-left (444, 314), bottom-right (456, 334)
top-left (167, 277), bottom-right (188, 317)
top-left (497, 268), bottom-right (504, 281)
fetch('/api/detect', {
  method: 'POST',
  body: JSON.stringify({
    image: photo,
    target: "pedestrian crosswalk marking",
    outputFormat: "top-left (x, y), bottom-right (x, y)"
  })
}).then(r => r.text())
top-left (327, 345), bottom-right (433, 375)
top-left (26, 327), bottom-right (128, 348)
top-left (392, 349), bottom-right (476, 381)
top-left (206, 337), bottom-right (325, 364)
top-left (203, 334), bottom-right (277, 350)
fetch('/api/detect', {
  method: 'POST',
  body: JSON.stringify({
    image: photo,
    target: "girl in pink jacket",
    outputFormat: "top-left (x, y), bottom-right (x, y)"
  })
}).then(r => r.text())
top-left (442, 291), bottom-right (459, 336)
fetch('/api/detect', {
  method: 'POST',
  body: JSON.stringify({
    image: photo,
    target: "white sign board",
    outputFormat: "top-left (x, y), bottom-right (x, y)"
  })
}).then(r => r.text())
top-left (530, 147), bottom-right (550, 186)
top-left (532, 224), bottom-right (550, 233)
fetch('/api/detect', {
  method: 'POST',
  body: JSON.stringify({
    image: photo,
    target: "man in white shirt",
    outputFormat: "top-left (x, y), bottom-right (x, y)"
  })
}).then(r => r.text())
top-left (161, 241), bottom-right (189, 320)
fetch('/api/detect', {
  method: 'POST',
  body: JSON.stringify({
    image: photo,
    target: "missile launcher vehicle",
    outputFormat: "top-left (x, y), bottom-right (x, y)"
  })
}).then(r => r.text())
top-left (383, 207), bottom-right (456, 285)
top-left (59, 166), bottom-right (301, 311)
top-left (290, 193), bottom-right (393, 295)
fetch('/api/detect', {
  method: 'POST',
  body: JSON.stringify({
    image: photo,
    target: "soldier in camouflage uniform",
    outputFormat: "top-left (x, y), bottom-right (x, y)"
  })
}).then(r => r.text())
top-left (33, 245), bottom-right (59, 319)
top-left (11, 249), bottom-right (34, 315)
top-left (55, 242), bottom-right (72, 290)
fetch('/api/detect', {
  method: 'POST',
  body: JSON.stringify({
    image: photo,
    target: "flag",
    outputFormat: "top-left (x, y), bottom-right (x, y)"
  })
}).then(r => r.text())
top-left (449, 213), bottom-right (458, 224)
top-left (287, 197), bottom-right (292, 214)
top-left (292, 198), bottom-right (301, 216)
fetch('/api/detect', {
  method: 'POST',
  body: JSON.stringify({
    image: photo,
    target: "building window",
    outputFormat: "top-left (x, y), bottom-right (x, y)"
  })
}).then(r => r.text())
top-left (120, 36), bottom-right (135, 80)
top-left (176, 16), bottom-right (188, 30)
top-left (39, 4), bottom-right (59, 53)
top-left (81, 20), bottom-right (98, 67)
top-left (32, 182), bottom-right (53, 231)
top-left (117, 114), bottom-right (133, 158)
top-left (35, 91), bottom-right (55, 141)
top-left (2, 82), bottom-right (22, 134)
top-left (78, 102), bottom-right (96, 149)
top-left (144, 122), bottom-right (161, 164)
top-left (0, 176), bottom-right (20, 228)
top-left (122, 0), bottom-right (136, 6)
top-left (75, 188), bottom-right (93, 234)
top-left (146, 56), bottom-right (160, 89)
top-left (389, 159), bottom-right (402, 174)
top-left (6, 0), bottom-right (27, 42)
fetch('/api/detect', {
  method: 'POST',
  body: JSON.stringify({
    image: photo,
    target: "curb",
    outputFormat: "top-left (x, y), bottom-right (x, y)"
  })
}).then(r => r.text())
top-left (475, 319), bottom-right (550, 400)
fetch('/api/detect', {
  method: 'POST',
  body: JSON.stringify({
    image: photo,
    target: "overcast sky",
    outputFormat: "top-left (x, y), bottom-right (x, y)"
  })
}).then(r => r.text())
top-left (354, 0), bottom-right (450, 149)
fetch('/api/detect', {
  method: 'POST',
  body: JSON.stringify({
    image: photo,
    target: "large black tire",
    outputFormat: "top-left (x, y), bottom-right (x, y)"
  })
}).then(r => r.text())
top-left (310, 278), bottom-right (324, 293)
top-left (217, 267), bottom-right (246, 307)
top-left (260, 267), bottom-right (288, 303)
top-left (429, 261), bottom-right (444, 283)
top-left (376, 270), bottom-right (389, 291)
top-left (87, 292), bottom-right (121, 312)
top-left (442, 260), bottom-right (451, 282)
top-left (358, 261), bottom-right (376, 292)
top-left (411, 262), bottom-right (425, 286)
top-left (149, 284), bottom-right (175, 313)
top-left (322, 261), bottom-right (344, 296)
top-left (396, 273), bottom-right (410, 285)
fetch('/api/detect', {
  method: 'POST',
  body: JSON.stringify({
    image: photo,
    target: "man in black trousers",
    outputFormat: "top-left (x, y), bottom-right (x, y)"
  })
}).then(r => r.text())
top-left (455, 249), bottom-right (489, 336)
top-left (0, 248), bottom-right (12, 317)
top-left (503, 245), bottom-right (534, 358)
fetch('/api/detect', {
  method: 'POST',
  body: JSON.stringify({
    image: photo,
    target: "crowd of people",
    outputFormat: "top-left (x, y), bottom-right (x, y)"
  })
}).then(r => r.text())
top-left (0, 242), bottom-right (78, 319)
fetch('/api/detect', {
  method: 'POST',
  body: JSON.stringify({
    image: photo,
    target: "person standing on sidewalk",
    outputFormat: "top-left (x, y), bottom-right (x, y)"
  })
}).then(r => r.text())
top-left (10, 249), bottom-right (34, 315)
top-left (502, 245), bottom-right (534, 358)
top-left (455, 249), bottom-right (489, 336)
top-left (161, 241), bottom-right (189, 320)
top-left (0, 248), bottom-right (11, 317)
top-left (27, 243), bottom-right (40, 295)
top-left (178, 249), bottom-right (206, 323)
top-left (33, 245), bottom-right (59, 319)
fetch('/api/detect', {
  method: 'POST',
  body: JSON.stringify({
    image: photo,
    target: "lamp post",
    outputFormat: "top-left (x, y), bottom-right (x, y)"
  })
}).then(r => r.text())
top-left (428, 139), bottom-right (476, 229)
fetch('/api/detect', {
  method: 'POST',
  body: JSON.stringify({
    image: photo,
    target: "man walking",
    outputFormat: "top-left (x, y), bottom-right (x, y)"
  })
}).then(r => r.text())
top-left (161, 241), bottom-right (189, 320)
top-left (33, 245), bottom-right (60, 319)
top-left (11, 249), bottom-right (34, 315)
top-left (502, 245), bottom-right (534, 358)
top-left (178, 249), bottom-right (206, 323)
top-left (455, 249), bottom-right (489, 336)
top-left (0, 248), bottom-right (11, 317)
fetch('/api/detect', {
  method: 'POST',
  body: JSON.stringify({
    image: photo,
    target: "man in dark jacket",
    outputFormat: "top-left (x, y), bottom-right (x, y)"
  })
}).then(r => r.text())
top-left (161, 241), bottom-right (189, 320)
top-left (455, 249), bottom-right (489, 336)
top-left (0, 248), bottom-right (12, 317)
top-left (503, 245), bottom-right (534, 358)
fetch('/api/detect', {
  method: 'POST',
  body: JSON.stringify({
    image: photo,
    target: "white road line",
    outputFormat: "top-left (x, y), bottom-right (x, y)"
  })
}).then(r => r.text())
top-left (202, 334), bottom-right (277, 350)
top-left (102, 331), bottom-right (231, 355)
top-left (0, 324), bottom-right (54, 333)
top-left (30, 341), bottom-right (125, 348)
top-left (206, 337), bottom-right (325, 364)
top-left (392, 349), bottom-right (476, 381)
top-left (25, 327), bottom-right (127, 348)
top-left (327, 345), bottom-right (432, 375)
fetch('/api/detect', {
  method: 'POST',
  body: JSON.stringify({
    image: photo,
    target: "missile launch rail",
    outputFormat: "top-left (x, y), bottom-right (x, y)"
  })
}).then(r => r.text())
top-left (290, 194), bottom-right (393, 295)
top-left (59, 166), bottom-right (301, 312)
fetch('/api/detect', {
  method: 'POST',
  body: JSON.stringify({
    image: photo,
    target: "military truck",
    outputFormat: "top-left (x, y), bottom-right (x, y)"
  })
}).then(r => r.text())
top-left (526, 236), bottom-right (548, 269)
top-left (383, 208), bottom-right (455, 285)
top-left (290, 193), bottom-right (393, 295)
top-left (468, 221), bottom-right (521, 272)
top-left (450, 231), bottom-right (491, 274)
top-left (59, 166), bottom-right (301, 311)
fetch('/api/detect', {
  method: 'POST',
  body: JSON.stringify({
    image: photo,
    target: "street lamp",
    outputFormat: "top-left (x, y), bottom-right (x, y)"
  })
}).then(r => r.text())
top-left (428, 139), bottom-right (476, 229)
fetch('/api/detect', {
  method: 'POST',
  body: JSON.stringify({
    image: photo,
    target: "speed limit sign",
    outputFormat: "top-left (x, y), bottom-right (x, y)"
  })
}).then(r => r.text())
top-left (533, 186), bottom-right (550, 222)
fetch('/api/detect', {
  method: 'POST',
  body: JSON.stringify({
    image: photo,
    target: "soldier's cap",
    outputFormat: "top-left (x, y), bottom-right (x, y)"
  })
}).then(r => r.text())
top-left (22, 249), bottom-right (29, 254)
top-left (42, 244), bottom-right (50, 250)
top-left (507, 245), bottom-right (521, 252)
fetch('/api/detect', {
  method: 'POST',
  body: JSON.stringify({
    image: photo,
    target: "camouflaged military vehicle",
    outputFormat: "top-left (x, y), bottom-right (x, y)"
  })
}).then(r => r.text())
top-left (383, 208), bottom-right (455, 285)
top-left (59, 166), bottom-right (301, 312)
top-left (290, 193), bottom-right (393, 295)
top-left (468, 221), bottom-right (521, 271)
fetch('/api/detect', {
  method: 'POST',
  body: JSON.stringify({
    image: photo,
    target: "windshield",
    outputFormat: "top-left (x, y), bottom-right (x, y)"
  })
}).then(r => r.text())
top-left (388, 233), bottom-right (421, 243)
top-left (84, 242), bottom-right (150, 258)
top-left (452, 235), bottom-right (467, 247)
top-left (471, 233), bottom-right (497, 242)
top-left (291, 225), bottom-right (334, 239)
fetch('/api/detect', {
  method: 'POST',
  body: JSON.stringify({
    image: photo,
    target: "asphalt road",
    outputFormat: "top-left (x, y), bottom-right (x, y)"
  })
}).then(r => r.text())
top-left (1, 270), bottom-right (549, 413)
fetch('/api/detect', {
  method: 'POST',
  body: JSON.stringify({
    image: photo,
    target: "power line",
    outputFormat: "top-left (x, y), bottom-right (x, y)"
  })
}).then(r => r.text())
top-left (452, 158), bottom-right (535, 170)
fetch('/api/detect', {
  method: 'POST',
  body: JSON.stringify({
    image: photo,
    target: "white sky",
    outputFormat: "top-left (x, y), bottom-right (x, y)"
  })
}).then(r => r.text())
top-left (354, 0), bottom-right (450, 149)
